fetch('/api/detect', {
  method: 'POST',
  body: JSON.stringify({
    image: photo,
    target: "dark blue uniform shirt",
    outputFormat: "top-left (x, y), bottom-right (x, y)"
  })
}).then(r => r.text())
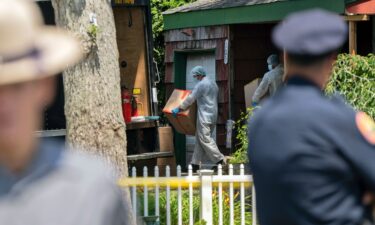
top-left (248, 76), bottom-right (375, 225)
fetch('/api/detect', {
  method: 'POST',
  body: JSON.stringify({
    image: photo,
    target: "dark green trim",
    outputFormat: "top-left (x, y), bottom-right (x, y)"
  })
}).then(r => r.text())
top-left (173, 52), bottom-right (187, 169)
top-left (164, 0), bottom-right (346, 30)
top-left (345, 0), bottom-right (361, 5)
top-left (173, 52), bottom-right (187, 91)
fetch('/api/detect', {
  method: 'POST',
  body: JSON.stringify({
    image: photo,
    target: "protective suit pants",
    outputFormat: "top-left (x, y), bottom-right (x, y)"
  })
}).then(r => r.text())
top-left (191, 122), bottom-right (224, 166)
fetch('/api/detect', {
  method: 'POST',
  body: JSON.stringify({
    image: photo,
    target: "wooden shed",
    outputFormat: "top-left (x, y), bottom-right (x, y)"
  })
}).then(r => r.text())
top-left (163, 0), bottom-right (375, 168)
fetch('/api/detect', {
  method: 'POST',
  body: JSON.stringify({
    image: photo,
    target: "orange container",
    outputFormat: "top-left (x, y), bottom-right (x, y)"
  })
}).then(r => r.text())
top-left (162, 89), bottom-right (197, 136)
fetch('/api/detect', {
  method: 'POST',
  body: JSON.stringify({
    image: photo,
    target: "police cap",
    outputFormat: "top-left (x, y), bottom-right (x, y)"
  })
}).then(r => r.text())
top-left (272, 9), bottom-right (347, 55)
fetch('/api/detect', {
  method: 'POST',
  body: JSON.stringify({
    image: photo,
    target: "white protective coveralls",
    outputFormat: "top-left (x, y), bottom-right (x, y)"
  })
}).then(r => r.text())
top-left (179, 76), bottom-right (224, 166)
top-left (252, 64), bottom-right (284, 103)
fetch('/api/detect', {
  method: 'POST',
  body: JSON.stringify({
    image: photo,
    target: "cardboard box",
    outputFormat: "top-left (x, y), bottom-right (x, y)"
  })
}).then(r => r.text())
top-left (158, 126), bottom-right (174, 152)
top-left (157, 126), bottom-right (176, 176)
top-left (162, 89), bottom-right (196, 135)
top-left (244, 78), bottom-right (260, 108)
top-left (244, 78), bottom-right (268, 108)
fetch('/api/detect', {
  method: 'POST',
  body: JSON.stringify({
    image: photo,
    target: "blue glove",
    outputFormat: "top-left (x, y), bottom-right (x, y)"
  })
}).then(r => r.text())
top-left (251, 102), bottom-right (258, 107)
top-left (172, 108), bottom-right (180, 118)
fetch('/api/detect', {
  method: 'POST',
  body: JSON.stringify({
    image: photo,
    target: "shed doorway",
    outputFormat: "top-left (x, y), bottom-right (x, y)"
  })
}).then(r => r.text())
top-left (185, 52), bottom-right (216, 166)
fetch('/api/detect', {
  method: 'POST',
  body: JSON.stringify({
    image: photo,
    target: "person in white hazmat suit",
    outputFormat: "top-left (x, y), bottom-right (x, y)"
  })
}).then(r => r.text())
top-left (172, 66), bottom-right (225, 171)
top-left (252, 54), bottom-right (284, 106)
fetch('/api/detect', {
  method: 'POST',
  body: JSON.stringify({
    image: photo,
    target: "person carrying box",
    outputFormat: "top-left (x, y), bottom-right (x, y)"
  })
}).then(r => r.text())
top-left (172, 66), bottom-right (226, 171)
top-left (252, 54), bottom-right (284, 107)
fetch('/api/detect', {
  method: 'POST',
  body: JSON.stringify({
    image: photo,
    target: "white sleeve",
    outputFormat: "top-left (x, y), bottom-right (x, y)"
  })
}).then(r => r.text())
top-left (252, 74), bottom-right (270, 103)
top-left (180, 83), bottom-right (202, 110)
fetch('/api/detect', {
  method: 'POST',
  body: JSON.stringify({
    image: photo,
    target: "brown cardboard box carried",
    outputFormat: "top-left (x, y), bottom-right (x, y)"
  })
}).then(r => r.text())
top-left (163, 89), bottom-right (196, 136)
top-left (244, 78), bottom-right (267, 108)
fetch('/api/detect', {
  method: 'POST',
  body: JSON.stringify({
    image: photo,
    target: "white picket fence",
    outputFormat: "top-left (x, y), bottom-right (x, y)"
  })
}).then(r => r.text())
top-left (130, 164), bottom-right (256, 225)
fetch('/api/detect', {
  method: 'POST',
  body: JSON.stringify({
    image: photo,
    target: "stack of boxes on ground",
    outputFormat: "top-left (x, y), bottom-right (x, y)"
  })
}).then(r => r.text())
top-left (157, 126), bottom-right (177, 176)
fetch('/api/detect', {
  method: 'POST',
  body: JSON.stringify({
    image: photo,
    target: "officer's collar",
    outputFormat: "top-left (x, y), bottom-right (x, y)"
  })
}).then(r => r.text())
top-left (286, 76), bottom-right (322, 90)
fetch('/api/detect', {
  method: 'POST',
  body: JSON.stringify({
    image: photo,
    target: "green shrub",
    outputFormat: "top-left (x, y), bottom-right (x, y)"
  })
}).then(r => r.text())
top-left (228, 54), bottom-right (375, 164)
top-left (326, 53), bottom-right (375, 119)
top-left (229, 108), bottom-right (253, 164)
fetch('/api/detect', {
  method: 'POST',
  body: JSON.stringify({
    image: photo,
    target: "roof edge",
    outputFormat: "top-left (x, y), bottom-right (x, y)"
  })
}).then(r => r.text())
top-left (163, 0), bottom-right (283, 15)
top-left (163, 0), bottom-right (346, 30)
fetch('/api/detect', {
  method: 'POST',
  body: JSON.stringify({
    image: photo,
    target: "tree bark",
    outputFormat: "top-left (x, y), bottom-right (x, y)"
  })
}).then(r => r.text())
top-left (51, 0), bottom-right (134, 223)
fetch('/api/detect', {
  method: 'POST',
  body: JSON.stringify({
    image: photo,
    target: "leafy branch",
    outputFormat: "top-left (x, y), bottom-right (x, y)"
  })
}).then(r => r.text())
top-left (326, 53), bottom-right (375, 119)
top-left (229, 108), bottom-right (254, 164)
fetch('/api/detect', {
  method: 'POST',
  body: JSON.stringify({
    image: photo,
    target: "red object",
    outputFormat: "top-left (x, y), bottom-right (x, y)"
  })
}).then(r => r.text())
top-left (347, 0), bottom-right (375, 14)
top-left (121, 88), bottom-right (132, 123)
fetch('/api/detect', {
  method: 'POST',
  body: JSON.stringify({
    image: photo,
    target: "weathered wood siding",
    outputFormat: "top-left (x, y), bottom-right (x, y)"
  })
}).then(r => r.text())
top-left (164, 25), bottom-right (230, 154)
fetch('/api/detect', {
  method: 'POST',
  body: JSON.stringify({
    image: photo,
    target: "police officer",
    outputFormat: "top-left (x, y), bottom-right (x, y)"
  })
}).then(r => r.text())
top-left (248, 9), bottom-right (375, 225)
top-left (0, 1), bottom-right (131, 224)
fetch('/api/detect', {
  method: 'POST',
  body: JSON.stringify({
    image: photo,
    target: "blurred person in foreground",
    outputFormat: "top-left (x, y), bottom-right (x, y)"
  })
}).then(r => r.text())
top-left (0, 0), bottom-right (129, 224)
top-left (252, 54), bottom-right (284, 107)
top-left (248, 9), bottom-right (375, 225)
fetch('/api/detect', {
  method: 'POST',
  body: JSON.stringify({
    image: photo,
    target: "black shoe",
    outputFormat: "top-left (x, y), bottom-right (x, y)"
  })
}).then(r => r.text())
top-left (191, 164), bottom-right (200, 173)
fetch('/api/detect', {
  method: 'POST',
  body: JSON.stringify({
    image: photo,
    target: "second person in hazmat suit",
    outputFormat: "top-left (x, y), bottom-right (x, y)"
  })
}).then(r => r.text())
top-left (252, 54), bottom-right (284, 106)
top-left (172, 66), bottom-right (225, 171)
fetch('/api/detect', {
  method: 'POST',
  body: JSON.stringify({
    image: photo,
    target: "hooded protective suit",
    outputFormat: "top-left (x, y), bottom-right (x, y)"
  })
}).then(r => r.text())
top-left (252, 55), bottom-right (284, 103)
top-left (179, 66), bottom-right (224, 166)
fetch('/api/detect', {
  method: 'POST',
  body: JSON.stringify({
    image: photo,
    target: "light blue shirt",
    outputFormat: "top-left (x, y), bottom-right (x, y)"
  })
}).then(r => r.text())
top-left (0, 140), bottom-right (129, 225)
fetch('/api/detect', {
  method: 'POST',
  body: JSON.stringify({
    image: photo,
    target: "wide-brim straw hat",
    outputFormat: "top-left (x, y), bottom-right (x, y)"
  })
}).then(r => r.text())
top-left (0, 0), bottom-right (83, 86)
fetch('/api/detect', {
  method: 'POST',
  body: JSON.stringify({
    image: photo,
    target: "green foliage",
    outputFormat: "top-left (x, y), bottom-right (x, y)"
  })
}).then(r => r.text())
top-left (151, 0), bottom-right (196, 55)
top-left (211, 191), bottom-right (253, 225)
top-left (326, 54), bottom-right (375, 119)
top-left (138, 189), bottom-right (200, 224)
top-left (139, 189), bottom-right (253, 225)
top-left (229, 108), bottom-right (253, 164)
top-left (87, 24), bottom-right (99, 43)
top-left (194, 220), bottom-right (207, 225)
top-left (151, 0), bottom-right (196, 123)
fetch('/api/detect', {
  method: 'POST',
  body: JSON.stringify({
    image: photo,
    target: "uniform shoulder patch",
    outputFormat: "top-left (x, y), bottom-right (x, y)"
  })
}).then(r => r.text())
top-left (356, 112), bottom-right (375, 145)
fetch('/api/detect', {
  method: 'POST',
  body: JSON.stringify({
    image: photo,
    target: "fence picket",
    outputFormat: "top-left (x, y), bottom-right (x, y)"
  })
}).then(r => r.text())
top-left (177, 165), bottom-right (182, 225)
top-left (252, 185), bottom-right (257, 225)
top-left (188, 165), bottom-right (194, 225)
top-left (131, 167), bottom-right (137, 219)
top-left (200, 170), bottom-right (214, 225)
top-left (229, 164), bottom-right (234, 225)
top-left (166, 166), bottom-right (171, 225)
top-left (126, 164), bottom-right (254, 225)
top-left (154, 166), bottom-right (160, 221)
top-left (218, 164), bottom-right (223, 225)
top-left (240, 164), bottom-right (245, 225)
top-left (143, 166), bottom-right (148, 217)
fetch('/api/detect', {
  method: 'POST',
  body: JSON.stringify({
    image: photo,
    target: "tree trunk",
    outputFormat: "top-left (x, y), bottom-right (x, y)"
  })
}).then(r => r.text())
top-left (51, 0), bottom-right (134, 223)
